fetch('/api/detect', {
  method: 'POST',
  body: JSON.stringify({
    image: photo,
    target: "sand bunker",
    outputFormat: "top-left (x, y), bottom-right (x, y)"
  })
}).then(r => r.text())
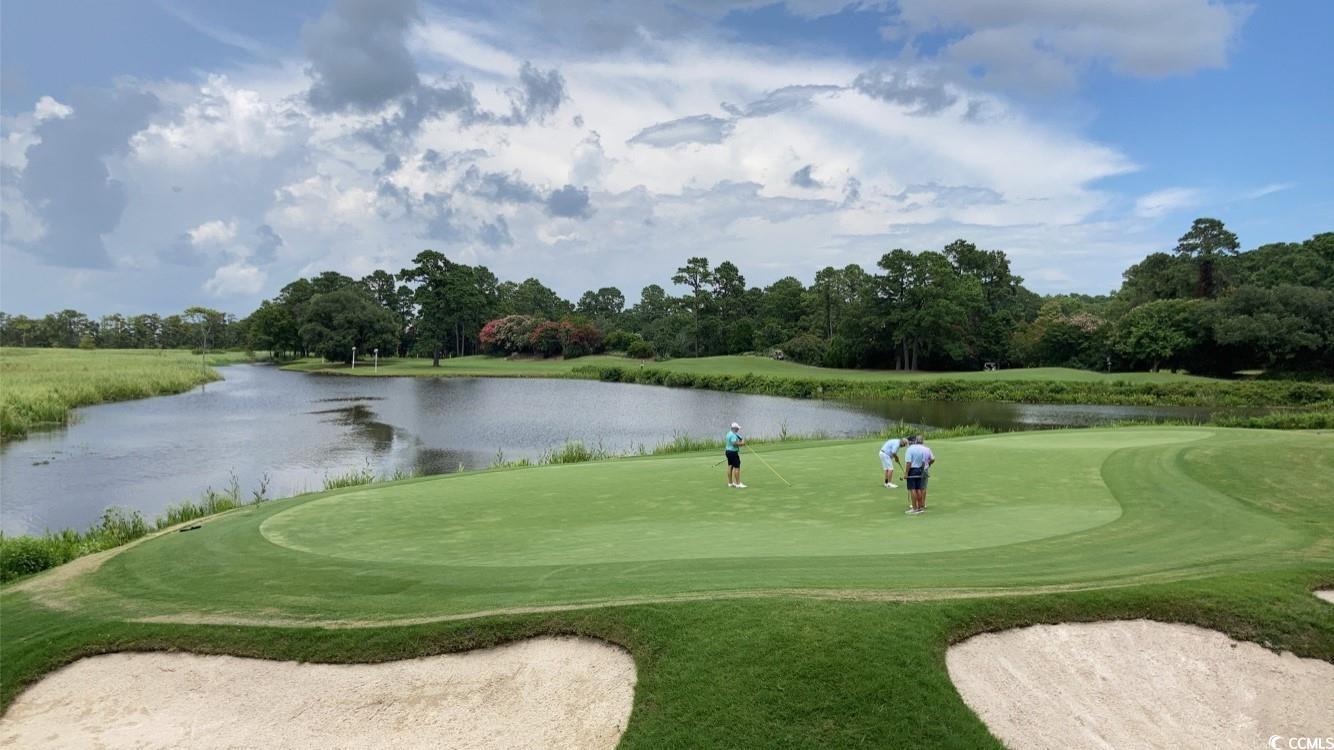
top-left (948, 620), bottom-right (1333, 750)
top-left (0, 636), bottom-right (635, 750)
top-left (1316, 589), bottom-right (1334, 604)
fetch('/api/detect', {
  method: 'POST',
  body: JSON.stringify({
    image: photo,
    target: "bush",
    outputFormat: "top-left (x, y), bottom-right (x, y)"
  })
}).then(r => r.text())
top-left (603, 330), bottom-right (641, 351)
top-left (627, 339), bottom-right (656, 360)
top-left (777, 334), bottom-right (828, 366)
top-left (560, 321), bottom-right (603, 359)
top-left (0, 535), bottom-right (69, 580)
top-left (529, 321), bottom-right (565, 357)
top-left (481, 315), bottom-right (538, 355)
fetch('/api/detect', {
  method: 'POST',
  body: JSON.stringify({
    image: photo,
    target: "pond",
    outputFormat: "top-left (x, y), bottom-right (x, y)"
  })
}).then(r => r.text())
top-left (0, 364), bottom-right (1260, 535)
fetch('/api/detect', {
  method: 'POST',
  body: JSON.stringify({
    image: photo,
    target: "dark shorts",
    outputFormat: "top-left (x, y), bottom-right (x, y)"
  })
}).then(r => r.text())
top-left (725, 450), bottom-right (741, 468)
top-left (906, 467), bottom-right (927, 491)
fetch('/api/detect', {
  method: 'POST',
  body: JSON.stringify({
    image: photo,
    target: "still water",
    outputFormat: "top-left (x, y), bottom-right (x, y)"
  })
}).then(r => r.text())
top-left (0, 365), bottom-right (1255, 535)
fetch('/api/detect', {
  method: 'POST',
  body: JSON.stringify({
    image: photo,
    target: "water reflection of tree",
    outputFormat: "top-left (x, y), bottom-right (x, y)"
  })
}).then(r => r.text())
top-left (309, 405), bottom-right (395, 452)
top-left (411, 447), bottom-right (486, 475)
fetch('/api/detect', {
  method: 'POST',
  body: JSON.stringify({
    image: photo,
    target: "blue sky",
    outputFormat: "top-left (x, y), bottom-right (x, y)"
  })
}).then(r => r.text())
top-left (2, 0), bottom-right (1330, 316)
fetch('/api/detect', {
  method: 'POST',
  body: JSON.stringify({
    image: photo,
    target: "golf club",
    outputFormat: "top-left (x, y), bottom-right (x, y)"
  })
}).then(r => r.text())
top-left (746, 444), bottom-right (792, 486)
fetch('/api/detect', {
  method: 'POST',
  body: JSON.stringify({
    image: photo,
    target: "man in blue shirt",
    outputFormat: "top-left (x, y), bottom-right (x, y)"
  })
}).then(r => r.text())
top-left (879, 435), bottom-right (909, 488)
top-left (904, 435), bottom-right (935, 515)
top-left (725, 422), bottom-right (746, 488)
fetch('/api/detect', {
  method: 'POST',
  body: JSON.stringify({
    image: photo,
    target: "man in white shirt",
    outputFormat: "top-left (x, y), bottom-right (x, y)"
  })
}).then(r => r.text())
top-left (878, 435), bottom-right (909, 488)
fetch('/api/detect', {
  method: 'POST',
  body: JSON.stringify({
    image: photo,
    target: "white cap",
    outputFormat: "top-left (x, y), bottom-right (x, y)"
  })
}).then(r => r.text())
top-left (731, 422), bottom-right (741, 430)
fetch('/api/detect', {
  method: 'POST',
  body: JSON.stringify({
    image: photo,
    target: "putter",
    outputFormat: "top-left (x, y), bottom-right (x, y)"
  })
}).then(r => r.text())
top-left (746, 444), bottom-right (792, 487)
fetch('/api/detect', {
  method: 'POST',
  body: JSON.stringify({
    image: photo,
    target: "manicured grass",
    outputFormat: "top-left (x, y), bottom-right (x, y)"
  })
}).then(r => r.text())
top-left (38, 427), bottom-right (1331, 624)
top-left (3, 427), bottom-right (1331, 747)
top-left (0, 348), bottom-right (258, 440)
top-left (287, 353), bottom-right (1218, 383)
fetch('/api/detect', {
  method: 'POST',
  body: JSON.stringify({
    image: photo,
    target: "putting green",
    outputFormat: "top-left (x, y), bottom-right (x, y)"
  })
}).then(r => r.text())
top-left (54, 428), bottom-right (1334, 624)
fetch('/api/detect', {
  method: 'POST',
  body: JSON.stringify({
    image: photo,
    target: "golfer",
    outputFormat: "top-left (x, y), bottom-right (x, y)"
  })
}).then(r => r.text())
top-left (879, 435), bottom-right (909, 488)
top-left (725, 422), bottom-right (746, 489)
top-left (904, 435), bottom-right (935, 514)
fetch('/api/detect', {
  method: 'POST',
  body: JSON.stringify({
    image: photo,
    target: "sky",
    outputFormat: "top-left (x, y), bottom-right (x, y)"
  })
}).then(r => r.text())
top-left (1, 0), bottom-right (1331, 317)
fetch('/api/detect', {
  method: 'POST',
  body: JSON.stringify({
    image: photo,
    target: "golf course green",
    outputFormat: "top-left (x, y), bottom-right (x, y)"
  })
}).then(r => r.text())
top-left (4, 426), bottom-right (1331, 747)
top-left (26, 427), bottom-right (1330, 625)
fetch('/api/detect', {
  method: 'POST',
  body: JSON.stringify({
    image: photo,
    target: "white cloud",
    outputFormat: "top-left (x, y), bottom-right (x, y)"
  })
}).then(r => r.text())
top-left (1134, 187), bottom-right (1202, 218)
top-left (1243, 182), bottom-right (1292, 200)
top-left (33, 96), bottom-right (73, 121)
top-left (203, 261), bottom-right (266, 297)
top-left (188, 219), bottom-right (238, 246)
top-left (3, 3), bottom-right (1238, 314)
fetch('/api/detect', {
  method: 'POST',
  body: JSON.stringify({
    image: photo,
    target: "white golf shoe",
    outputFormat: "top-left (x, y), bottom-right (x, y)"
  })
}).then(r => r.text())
top-left (734, 483), bottom-right (747, 489)
top-left (886, 482), bottom-right (898, 489)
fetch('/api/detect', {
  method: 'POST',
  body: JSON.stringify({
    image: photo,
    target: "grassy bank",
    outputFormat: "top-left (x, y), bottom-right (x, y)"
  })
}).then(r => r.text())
top-left (0, 348), bottom-right (262, 441)
top-left (2, 427), bottom-right (1330, 747)
top-left (284, 353), bottom-right (1333, 408)
top-left (578, 363), bottom-right (1334, 408)
top-left (0, 463), bottom-right (418, 583)
top-left (285, 353), bottom-right (1220, 383)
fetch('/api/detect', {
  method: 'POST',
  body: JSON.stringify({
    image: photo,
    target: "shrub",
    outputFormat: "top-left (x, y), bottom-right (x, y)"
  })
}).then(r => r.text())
top-left (0, 535), bottom-right (69, 580)
top-left (603, 330), bottom-right (641, 351)
top-left (560, 321), bottom-right (603, 359)
top-left (777, 334), bottom-right (828, 366)
top-left (481, 315), bottom-right (538, 355)
top-left (627, 339), bottom-right (656, 360)
top-left (529, 321), bottom-right (565, 357)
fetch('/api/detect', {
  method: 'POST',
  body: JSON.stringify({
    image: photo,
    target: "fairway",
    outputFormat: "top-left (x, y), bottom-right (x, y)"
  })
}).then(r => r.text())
top-left (45, 427), bottom-right (1332, 625)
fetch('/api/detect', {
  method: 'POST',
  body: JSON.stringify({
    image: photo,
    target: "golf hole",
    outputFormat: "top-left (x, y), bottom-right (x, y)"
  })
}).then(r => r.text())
top-left (0, 636), bottom-right (636, 750)
top-left (947, 620), bottom-right (1334, 750)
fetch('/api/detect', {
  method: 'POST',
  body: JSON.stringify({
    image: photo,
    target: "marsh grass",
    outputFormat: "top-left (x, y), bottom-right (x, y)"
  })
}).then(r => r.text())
top-left (0, 348), bottom-right (264, 440)
top-left (0, 461), bottom-right (422, 582)
top-left (322, 466), bottom-right (377, 490)
top-left (0, 508), bottom-right (150, 582)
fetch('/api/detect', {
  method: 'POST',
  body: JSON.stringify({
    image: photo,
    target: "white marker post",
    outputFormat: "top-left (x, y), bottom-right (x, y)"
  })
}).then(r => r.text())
top-left (351, 346), bottom-right (356, 369)
top-left (374, 348), bottom-right (379, 372)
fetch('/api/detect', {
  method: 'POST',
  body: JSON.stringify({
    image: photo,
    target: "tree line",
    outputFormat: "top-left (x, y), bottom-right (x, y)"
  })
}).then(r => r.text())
top-left (3, 219), bottom-right (1331, 376)
top-left (0, 307), bottom-right (240, 352)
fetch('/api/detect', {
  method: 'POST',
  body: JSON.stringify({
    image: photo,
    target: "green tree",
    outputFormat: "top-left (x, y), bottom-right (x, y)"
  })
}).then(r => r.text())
top-left (672, 257), bottom-right (714, 357)
top-left (182, 306), bottom-right (227, 352)
top-left (298, 289), bottom-right (400, 363)
top-left (1213, 285), bottom-right (1333, 371)
top-left (576, 287), bottom-right (626, 331)
top-left (246, 301), bottom-right (299, 358)
top-left (399, 251), bottom-right (457, 366)
top-left (1117, 252), bottom-right (1197, 308)
top-left (502, 278), bottom-right (572, 319)
top-left (1175, 217), bottom-right (1239, 298)
top-left (1113, 299), bottom-right (1204, 372)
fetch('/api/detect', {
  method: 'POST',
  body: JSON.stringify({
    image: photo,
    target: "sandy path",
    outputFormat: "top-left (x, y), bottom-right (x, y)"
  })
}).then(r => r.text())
top-left (0, 636), bottom-right (635, 750)
top-left (947, 620), bottom-right (1334, 750)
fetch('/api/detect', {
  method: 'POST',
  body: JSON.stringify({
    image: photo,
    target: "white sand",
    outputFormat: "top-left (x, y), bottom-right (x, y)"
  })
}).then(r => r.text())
top-left (947, 620), bottom-right (1334, 750)
top-left (0, 636), bottom-right (635, 750)
top-left (1316, 590), bottom-right (1334, 604)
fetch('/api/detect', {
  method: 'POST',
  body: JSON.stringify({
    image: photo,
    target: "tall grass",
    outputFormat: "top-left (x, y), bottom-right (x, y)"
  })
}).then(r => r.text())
top-left (0, 463), bottom-right (413, 582)
top-left (322, 466), bottom-right (377, 490)
top-left (0, 348), bottom-right (267, 440)
top-left (0, 508), bottom-right (150, 582)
